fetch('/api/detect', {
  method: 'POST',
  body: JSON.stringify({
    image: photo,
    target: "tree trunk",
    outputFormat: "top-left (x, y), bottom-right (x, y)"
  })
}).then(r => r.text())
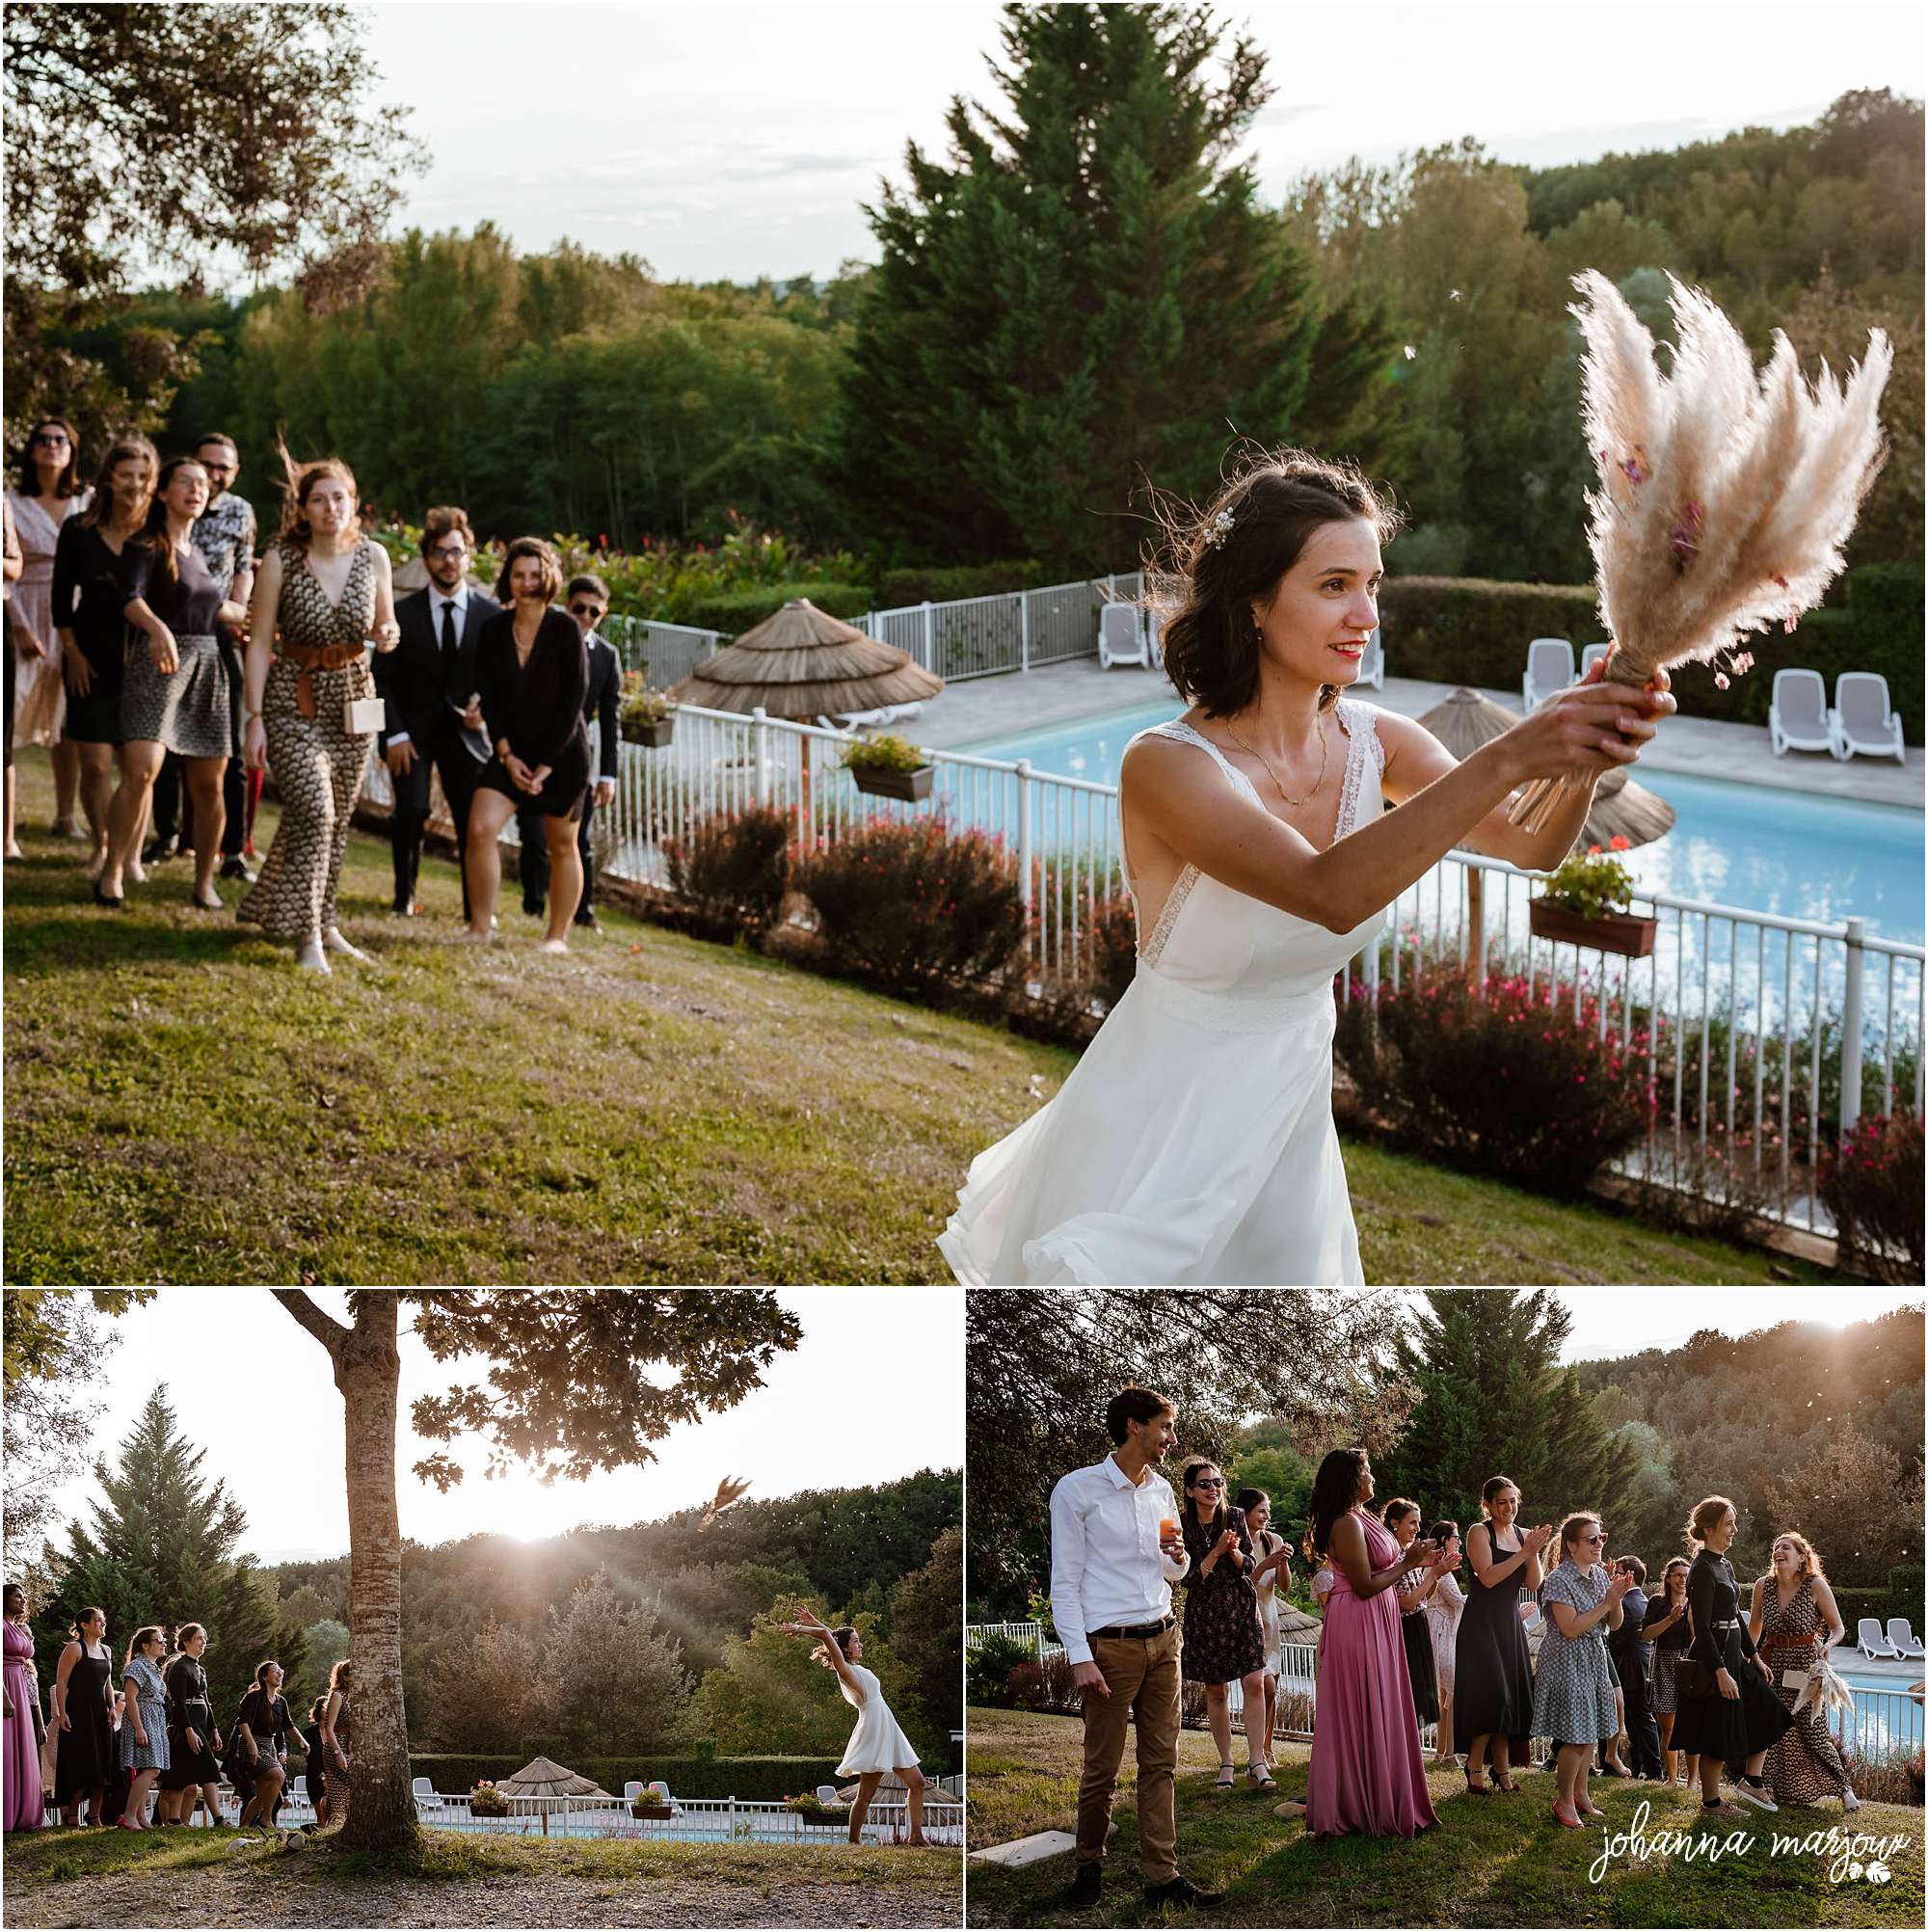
top-left (335, 1298), bottom-right (419, 1854)
top-left (274, 1291), bottom-right (421, 1857)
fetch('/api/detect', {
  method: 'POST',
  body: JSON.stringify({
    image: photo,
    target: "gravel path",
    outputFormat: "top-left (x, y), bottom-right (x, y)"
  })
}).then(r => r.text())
top-left (5, 1866), bottom-right (957, 1928)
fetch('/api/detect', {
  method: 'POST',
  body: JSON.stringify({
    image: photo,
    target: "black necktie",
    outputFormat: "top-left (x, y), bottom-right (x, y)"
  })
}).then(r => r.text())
top-left (440, 599), bottom-right (458, 670)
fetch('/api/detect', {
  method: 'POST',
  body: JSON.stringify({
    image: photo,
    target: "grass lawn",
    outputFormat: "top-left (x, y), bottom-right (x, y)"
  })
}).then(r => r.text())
top-left (0, 1821), bottom-right (959, 1927)
top-left (963, 1707), bottom-right (1923, 1928)
top-left (4, 748), bottom-right (1834, 1284)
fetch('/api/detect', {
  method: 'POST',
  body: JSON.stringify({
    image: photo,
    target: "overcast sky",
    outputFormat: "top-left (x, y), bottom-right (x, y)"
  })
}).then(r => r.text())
top-left (44, 1290), bottom-right (962, 1566)
top-left (352, 0), bottom-right (1924, 283)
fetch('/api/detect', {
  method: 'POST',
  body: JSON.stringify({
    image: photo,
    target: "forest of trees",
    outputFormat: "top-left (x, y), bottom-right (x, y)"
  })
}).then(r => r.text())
top-left (9, 2), bottom-right (1918, 587)
top-left (22, 1386), bottom-right (961, 1765)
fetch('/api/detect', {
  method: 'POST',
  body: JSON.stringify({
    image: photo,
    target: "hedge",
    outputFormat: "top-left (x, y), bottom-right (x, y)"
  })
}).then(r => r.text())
top-left (1379, 564), bottom-right (1922, 744)
top-left (680, 580), bottom-right (873, 638)
top-left (875, 561), bottom-right (1050, 607)
top-left (408, 1753), bottom-right (845, 1801)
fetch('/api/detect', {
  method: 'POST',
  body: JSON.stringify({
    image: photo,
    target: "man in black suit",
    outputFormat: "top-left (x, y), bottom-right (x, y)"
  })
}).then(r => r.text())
top-left (1602, 1555), bottom-right (1663, 1780)
top-left (376, 507), bottom-right (499, 918)
top-left (516, 572), bottom-right (621, 931)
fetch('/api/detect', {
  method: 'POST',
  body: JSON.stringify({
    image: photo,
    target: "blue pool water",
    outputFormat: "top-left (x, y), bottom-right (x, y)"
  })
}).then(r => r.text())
top-left (962, 701), bottom-right (1925, 942)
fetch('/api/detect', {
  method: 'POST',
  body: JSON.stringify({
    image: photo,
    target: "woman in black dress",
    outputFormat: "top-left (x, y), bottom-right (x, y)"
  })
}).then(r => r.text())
top-left (1670, 1495), bottom-right (1792, 1819)
top-left (1178, 1459), bottom-right (1274, 1790)
top-left (1455, 1474), bottom-right (1551, 1794)
top-left (232, 1659), bottom-right (295, 1828)
top-left (52, 437), bottom-right (156, 879)
top-left (50, 1607), bottom-right (116, 1826)
top-left (1381, 1499), bottom-right (1441, 1731)
top-left (1644, 1555), bottom-right (1695, 1785)
top-left (155, 1624), bottom-right (222, 1826)
top-left (464, 537), bottom-right (589, 952)
top-left (97, 455), bottom-right (248, 910)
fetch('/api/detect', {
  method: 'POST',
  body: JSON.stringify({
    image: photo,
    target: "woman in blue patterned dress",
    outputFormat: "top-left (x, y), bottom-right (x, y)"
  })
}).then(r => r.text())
top-left (117, 1625), bottom-right (169, 1828)
top-left (1532, 1514), bottom-right (1630, 1830)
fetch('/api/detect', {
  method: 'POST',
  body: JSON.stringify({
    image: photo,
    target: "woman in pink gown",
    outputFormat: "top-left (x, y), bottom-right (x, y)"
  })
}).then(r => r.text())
top-left (4, 1582), bottom-right (45, 1832)
top-left (1304, 1449), bottom-right (1444, 1839)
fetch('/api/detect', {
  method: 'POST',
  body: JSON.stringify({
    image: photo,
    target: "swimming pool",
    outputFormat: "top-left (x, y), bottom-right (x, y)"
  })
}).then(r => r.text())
top-left (960, 702), bottom-right (1926, 942)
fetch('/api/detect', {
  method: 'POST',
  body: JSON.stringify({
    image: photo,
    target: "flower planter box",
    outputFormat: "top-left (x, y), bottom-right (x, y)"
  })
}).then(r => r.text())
top-left (622, 717), bottom-right (675, 748)
top-left (849, 764), bottom-right (935, 803)
top-left (630, 1803), bottom-right (675, 1820)
top-left (1529, 899), bottom-right (1657, 957)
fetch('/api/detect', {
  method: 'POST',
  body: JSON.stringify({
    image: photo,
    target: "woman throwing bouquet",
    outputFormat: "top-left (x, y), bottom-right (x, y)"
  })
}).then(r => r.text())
top-left (941, 446), bottom-right (1673, 1286)
top-left (781, 1611), bottom-right (927, 1846)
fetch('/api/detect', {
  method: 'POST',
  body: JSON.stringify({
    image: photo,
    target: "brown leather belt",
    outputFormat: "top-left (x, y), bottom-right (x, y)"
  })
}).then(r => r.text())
top-left (281, 638), bottom-right (366, 718)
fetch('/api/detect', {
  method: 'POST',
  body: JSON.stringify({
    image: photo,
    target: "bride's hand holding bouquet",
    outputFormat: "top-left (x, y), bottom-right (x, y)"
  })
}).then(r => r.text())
top-left (1498, 653), bottom-right (1675, 788)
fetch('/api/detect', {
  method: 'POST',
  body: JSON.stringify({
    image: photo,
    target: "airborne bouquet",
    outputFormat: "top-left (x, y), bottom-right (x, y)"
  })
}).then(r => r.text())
top-left (1509, 270), bottom-right (1891, 831)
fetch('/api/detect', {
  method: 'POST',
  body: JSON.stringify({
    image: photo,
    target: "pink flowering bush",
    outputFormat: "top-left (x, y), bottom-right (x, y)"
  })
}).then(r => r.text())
top-left (663, 805), bottom-right (793, 937)
top-left (1818, 1114), bottom-right (1925, 1283)
top-left (1334, 966), bottom-right (1654, 1191)
top-left (795, 817), bottom-right (1028, 998)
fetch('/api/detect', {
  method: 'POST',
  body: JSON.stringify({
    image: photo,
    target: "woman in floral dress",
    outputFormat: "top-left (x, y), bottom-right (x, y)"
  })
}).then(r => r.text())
top-left (1179, 1459), bottom-right (1273, 1788)
top-left (1750, 1531), bottom-right (1859, 1811)
top-left (1532, 1513), bottom-right (1631, 1829)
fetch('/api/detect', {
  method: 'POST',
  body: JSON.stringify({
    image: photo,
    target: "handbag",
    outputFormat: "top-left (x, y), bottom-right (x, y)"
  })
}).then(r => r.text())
top-left (1675, 1657), bottom-right (1717, 1698)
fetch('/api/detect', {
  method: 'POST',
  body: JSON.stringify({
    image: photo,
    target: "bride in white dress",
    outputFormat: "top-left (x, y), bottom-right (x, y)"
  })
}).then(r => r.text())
top-left (939, 448), bottom-right (1674, 1287)
top-left (782, 1611), bottom-right (928, 1845)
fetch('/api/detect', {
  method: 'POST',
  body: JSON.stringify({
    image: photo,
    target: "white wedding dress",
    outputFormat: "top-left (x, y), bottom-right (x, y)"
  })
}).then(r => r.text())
top-left (836, 1663), bottom-right (921, 1776)
top-left (938, 699), bottom-right (1389, 1286)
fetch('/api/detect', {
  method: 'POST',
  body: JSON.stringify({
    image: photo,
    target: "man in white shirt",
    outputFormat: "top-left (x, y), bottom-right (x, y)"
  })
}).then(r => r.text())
top-left (1050, 1386), bottom-right (1222, 1911)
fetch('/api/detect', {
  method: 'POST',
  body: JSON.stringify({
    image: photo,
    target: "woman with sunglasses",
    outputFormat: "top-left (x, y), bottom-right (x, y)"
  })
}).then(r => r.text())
top-left (1178, 1461), bottom-right (1276, 1789)
top-left (1532, 1513), bottom-right (1632, 1828)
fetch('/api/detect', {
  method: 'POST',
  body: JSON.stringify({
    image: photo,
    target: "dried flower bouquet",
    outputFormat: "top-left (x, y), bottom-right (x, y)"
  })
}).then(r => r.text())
top-left (1509, 270), bottom-right (1890, 831)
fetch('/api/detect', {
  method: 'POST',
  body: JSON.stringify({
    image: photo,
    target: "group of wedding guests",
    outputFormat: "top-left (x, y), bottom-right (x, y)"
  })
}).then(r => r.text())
top-left (4, 417), bottom-right (622, 963)
top-left (1045, 1389), bottom-right (1866, 1911)
top-left (2, 1587), bottom-right (353, 1834)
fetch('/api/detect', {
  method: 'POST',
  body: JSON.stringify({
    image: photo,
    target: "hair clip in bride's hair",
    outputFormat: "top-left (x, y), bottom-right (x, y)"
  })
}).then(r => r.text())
top-left (1204, 509), bottom-right (1236, 550)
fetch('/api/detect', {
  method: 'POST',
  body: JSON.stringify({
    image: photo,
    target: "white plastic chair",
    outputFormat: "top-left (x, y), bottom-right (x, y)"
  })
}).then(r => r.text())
top-left (1356, 625), bottom-right (1385, 690)
top-left (1146, 606), bottom-right (1165, 672)
top-left (624, 1781), bottom-right (644, 1801)
top-left (412, 1776), bottom-right (434, 1797)
top-left (815, 1784), bottom-right (840, 1806)
top-left (1829, 672), bottom-right (1906, 764)
top-left (1523, 638), bottom-right (1574, 710)
top-left (1098, 602), bottom-right (1149, 670)
top-left (1886, 1617), bottom-right (1925, 1659)
top-left (1577, 642), bottom-right (1612, 682)
top-left (1858, 1616), bottom-right (1901, 1659)
top-left (1769, 668), bottom-right (1833, 756)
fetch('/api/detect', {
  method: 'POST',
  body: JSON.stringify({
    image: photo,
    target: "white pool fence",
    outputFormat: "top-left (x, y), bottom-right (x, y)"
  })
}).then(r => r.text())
top-left (965, 1621), bottom-right (1921, 1765)
top-left (583, 700), bottom-right (1922, 1239)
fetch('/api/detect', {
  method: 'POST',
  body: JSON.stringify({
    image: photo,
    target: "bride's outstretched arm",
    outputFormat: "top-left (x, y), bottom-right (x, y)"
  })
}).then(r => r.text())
top-left (1123, 675), bottom-right (1668, 936)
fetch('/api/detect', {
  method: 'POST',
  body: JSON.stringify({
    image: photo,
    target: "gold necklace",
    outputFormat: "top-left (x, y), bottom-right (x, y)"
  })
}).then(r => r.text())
top-left (1222, 713), bottom-right (1329, 807)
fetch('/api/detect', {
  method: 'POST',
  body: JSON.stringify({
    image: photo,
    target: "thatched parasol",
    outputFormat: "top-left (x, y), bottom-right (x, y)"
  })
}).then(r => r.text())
top-left (496, 1757), bottom-right (613, 1835)
top-left (1276, 1605), bottom-right (1321, 1639)
top-left (667, 599), bottom-right (944, 722)
top-left (1415, 685), bottom-right (1674, 975)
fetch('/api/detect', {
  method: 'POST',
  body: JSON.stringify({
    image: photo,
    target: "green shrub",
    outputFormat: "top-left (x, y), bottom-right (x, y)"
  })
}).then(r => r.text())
top-left (1818, 1113), bottom-right (1924, 1283)
top-left (1889, 1565), bottom-right (1925, 1624)
top-left (875, 561), bottom-right (1050, 606)
top-left (663, 805), bottom-right (794, 937)
top-left (841, 733), bottom-right (927, 774)
top-left (1374, 577), bottom-right (1603, 691)
top-left (796, 817), bottom-right (1030, 998)
top-left (1829, 1586), bottom-right (1892, 1636)
top-left (1333, 964), bottom-right (1654, 1191)
top-left (680, 580), bottom-right (874, 637)
top-left (408, 1753), bottom-right (844, 1802)
top-left (965, 1633), bottom-right (1033, 1708)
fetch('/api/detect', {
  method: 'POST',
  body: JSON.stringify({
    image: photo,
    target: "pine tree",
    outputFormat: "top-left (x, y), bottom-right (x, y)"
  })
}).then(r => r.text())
top-left (838, 3), bottom-right (1377, 569)
top-left (1379, 1292), bottom-right (1635, 1536)
top-left (534, 1570), bottom-right (697, 1758)
top-left (32, 1387), bottom-right (308, 1716)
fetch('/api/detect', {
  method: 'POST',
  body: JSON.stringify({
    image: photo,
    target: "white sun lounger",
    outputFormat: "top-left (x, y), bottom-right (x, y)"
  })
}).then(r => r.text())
top-left (1858, 1616), bottom-right (1902, 1659)
top-left (1356, 625), bottom-right (1385, 690)
top-left (1829, 671), bottom-right (1906, 764)
top-left (1770, 668), bottom-right (1834, 756)
top-left (1886, 1617), bottom-right (1925, 1659)
top-left (1523, 637), bottom-right (1574, 711)
top-left (1098, 601), bottom-right (1149, 670)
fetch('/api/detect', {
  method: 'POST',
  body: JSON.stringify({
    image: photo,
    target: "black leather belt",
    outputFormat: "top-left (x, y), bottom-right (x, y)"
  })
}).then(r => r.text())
top-left (1088, 1616), bottom-right (1175, 1641)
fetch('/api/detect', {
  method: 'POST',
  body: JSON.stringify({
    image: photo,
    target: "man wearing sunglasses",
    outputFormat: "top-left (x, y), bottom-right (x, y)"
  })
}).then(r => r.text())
top-left (515, 574), bottom-right (620, 931)
top-left (376, 506), bottom-right (500, 918)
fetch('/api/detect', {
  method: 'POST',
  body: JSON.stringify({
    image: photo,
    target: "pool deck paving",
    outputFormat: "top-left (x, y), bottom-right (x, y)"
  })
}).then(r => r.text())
top-left (909, 657), bottom-right (1925, 811)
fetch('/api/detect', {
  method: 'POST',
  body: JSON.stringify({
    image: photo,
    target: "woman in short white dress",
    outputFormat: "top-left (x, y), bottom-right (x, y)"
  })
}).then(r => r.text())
top-left (783, 1611), bottom-right (927, 1845)
top-left (939, 448), bottom-right (1674, 1286)
top-left (1421, 1520), bottom-right (1467, 1765)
